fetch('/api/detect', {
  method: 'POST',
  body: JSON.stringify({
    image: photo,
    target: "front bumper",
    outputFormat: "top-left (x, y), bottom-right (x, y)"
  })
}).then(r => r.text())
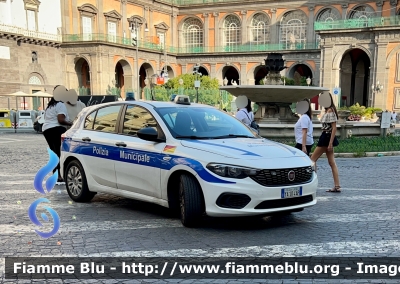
top-left (200, 173), bottom-right (318, 217)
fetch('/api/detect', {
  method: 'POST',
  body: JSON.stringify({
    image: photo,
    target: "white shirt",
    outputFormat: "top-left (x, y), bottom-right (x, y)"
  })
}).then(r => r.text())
top-left (392, 113), bottom-right (397, 121)
top-left (235, 108), bottom-right (254, 126)
top-left (42, 102), bottom-right (70, 132)
top-left (295, 114), bottom-right (314, 145)
top-left (65, 100), bottom-right (86, 122)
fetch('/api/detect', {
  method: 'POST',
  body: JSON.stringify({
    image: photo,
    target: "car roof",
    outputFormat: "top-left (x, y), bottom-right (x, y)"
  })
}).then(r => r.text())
top-left (83, 100), bottom-right (217, 111)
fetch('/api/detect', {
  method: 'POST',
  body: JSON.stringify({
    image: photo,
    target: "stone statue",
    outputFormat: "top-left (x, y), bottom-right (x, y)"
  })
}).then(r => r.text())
top-left (32, 52), bottom-right (38, 63)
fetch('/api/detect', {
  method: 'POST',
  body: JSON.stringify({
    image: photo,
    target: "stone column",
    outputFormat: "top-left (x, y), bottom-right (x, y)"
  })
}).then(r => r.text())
top-left (97, 0), bottom-right (104, 34)
top-left (390, 0), bottom-right (398, 16)
top-left (374, 42), bottom-right (388, 109)
top-left (172, 14), bottom-right (178, 46)
top-left (240, 62), bottom-right (247, 85)
top-left (320, 45), bottom-right (334, 93)
top-left (121, 0), bottom-right (127, 37)
top-left (61, 0), bottom-right (70, 34)
top-left (210, 63), bottom-right (217, 79)
top-left (341, 4), bottom-right (348, 19)
top-left (307, 6), bottom-right (315, 45)
top-left (376, 0), bottom-right (383, 17)
top-left (203, 13), bottom-right (209, 47)
top-left (149, 8), bottom-right (154, 38)
top-left (269, 9), bottom-right (278, 45)
top-left (213, 12), bottom-right (219, 49)
top-left (182, 64), bottom-right (187, 74)
top-left (240, 10), bottom-right (247, 45)
top-left (72, 0), bottom-right (78, 34)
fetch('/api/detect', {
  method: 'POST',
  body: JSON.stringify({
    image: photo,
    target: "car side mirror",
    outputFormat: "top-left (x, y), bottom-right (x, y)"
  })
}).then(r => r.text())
top-left (137, 127), bottom-right (165, 142)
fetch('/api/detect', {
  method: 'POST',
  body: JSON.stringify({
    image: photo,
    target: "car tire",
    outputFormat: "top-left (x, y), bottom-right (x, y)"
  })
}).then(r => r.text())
top-left (65, 160), bottom-right (96, 202)
top-left (179, 174), bottom-right (205, 227)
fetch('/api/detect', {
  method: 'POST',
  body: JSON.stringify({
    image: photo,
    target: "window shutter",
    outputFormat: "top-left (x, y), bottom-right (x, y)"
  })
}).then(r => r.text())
top-left (82, 17), bottom-right (92, 40)
top-left (108, 22), bottom-right (117, 43)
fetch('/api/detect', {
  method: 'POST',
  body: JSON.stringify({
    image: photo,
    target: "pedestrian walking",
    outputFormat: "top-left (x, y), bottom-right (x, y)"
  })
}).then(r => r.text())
top-left (294, 99), bottom-right (314, 156)
top-left (310, 93), bottom-right (341, 193)
top-left (42, 86), bottom-right (73, 184)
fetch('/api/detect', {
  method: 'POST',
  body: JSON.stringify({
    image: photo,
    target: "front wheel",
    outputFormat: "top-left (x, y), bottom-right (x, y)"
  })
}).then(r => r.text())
top-left (65, 160), bottom-right (96, 202)
top-left (179, 174), bottom-right (205, 227)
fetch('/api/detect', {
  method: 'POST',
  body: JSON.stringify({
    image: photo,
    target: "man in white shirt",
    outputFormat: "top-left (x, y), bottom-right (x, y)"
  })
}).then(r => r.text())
top-left (63, 90), bottom-right (86, 123)
top-left (392, 111), bottom-right (397, 125)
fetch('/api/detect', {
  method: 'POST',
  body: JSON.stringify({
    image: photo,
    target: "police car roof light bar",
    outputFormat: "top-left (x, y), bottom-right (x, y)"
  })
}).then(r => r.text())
top-left (174, 95), bottom-right (191, 105)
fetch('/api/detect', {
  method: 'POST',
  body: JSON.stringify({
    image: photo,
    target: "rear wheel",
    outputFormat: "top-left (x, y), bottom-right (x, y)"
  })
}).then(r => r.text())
top-left (179, 174), bottom-right (205, 227)
top-left (65, 160), bottom-right (96, 202)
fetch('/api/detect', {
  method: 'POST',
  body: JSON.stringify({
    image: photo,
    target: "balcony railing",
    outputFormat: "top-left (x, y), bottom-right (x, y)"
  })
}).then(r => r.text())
top-left (315, 16), bottom-right (400, 31)
top-left (0, 23), bottom-right (62, 42)
top-left (63, 33), bottom-right (320, 54)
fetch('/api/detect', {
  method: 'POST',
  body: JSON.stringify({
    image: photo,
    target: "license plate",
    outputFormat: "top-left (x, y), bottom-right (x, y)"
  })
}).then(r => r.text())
top-left (281, 187), bottom-right (302, 198)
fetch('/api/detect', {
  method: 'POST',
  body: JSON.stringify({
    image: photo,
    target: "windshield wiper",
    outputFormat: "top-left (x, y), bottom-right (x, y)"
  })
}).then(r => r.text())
top-left (212, 134), bottom-right (255, 139)
top-left (175, 135), bottom-right (210, 140)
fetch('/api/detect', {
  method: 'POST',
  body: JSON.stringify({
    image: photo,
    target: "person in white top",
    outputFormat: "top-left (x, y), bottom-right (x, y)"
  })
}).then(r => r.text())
top-left (392, 111), bottom-right (397, 125)
top-left (42, 86), bottom-right (73, 184)
top-left (294, 100), bottom-right (314, 156)
top-left (64, 98), bottom-right (86, 123)
top-left (235, 98), bottom-right (254, 127)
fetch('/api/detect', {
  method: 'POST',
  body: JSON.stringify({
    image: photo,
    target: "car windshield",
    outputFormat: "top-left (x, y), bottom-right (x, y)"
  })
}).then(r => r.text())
top-left (155, 107), bottom-right (257, 139)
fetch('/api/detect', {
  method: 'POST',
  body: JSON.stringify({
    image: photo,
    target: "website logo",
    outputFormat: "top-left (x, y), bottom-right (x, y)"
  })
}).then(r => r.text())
top-left (28, 148), bottom-right (61, 238)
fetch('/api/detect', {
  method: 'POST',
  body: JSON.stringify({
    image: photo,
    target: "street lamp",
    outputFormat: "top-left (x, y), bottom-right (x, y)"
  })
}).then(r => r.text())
top-left (372, 81), bottom-right (383, 92)
top-left (129, 19), bottom-right (149, 100)
top-left (193, 64), bottom-right (202, 103)
top-left (306, 77), bottom-right (312, 86)
top-left (179, 78), bottom-right (184, 95)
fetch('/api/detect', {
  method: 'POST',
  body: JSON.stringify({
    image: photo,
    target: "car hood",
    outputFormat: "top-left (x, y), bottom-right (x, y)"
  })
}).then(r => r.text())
top-left (180, 138), bottom-right (306, 160)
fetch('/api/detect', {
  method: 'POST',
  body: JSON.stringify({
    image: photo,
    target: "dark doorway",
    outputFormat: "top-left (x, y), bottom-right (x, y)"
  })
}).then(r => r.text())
top-left (222, 66), bottom-right (240, 85)
top-left (289, 64), bottom-right (316, 108)
top-left (254, 66), bottom-right (268, 85)
top-left (340, 49), bottom-right (370, 107)
top-left (115, 62), bottom-right (124, 90)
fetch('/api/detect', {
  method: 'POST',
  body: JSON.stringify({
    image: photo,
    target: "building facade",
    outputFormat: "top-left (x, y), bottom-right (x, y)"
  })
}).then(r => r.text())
top-left (1, 0), bottom-right (400, 111)
top-left (0, 0), bottom-right (63, 109)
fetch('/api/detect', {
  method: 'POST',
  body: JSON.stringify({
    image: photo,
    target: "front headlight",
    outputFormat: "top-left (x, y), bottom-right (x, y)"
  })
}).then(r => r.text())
top-left (206, 163), bottom-right (260, 179)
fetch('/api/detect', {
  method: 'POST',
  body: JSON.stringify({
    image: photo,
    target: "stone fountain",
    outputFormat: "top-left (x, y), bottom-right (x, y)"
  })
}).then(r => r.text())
top-left (221, 53), bottom-right (328, 124)
top-left (220, 53), bottom-right (381, 138)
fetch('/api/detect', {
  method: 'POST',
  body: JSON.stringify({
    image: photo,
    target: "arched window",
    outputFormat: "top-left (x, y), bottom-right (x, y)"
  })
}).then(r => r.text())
top-left (223, 15), bottom-right (241, 47)
top-left (280, 10), bottom-right (308, 50)
top-left (250, 13), bottom-right (270, 45)
top-left (348, 5), bottom-right (375, 20)
top-left (28, 75), bottom-right (42, 85)
top-left (182, 18), bottom-right (203, 50)
top-left (316, 8), bottom-right (341, 22)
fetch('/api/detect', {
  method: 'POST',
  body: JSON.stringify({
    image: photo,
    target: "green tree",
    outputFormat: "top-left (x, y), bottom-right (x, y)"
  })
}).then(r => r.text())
top-left (164, 74), bottom-right (219, 89)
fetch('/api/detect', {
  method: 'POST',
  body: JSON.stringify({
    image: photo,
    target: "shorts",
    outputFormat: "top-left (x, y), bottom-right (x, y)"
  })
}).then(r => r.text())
top-left (317, 131), bottom-right (339, 147)
top-left (295, 143), bottom-right (312, 156)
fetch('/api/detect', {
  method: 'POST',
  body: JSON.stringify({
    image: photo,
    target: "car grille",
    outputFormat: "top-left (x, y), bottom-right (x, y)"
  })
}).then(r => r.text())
top-left (255, 195), bottom-right (313, 209)
top-left (216, 193), bottom-right (251, 209)
top-left (250, 166), bottom-right (313, 187)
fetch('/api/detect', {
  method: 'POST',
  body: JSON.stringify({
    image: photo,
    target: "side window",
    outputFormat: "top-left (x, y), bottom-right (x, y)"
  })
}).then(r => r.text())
top-left (123, 105), bottom-right (158, 136)
top-left (92, 105), bottom-right (121, 133)
top-left (84, 111), bottom-right (96, 129)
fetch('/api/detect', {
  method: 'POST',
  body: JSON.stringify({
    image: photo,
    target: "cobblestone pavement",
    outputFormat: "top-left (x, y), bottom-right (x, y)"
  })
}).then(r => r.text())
top-left (1, 133), bottom-right (400, 284)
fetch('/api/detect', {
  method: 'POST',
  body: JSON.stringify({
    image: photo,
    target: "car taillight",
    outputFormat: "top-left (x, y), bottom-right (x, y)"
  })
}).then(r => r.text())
top-left (61, 133), bottom-right (66, 142)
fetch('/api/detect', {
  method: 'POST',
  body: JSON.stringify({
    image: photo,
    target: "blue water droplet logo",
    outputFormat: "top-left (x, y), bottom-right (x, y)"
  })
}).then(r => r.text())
top-left (28, 198), bottom-right (60, 239)
top-left (29, 148), bottom-right (61, 239)
top-left (33, 148), bottom-right (59, 194)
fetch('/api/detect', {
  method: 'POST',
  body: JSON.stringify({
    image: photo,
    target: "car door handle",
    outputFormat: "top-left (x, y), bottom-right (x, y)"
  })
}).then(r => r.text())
top-left (115, 142), bottom-right (127, 147)
top-left (82, 137), bottom-right (91, 142)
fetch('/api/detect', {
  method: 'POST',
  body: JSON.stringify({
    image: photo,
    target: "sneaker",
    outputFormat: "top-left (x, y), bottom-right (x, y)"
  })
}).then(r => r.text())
top-left (56, 178), bottom-right (65, 186)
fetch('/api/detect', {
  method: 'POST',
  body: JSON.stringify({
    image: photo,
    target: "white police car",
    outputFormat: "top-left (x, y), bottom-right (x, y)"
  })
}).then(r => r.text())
top-left (60, 95), bottom-right (317, 227)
